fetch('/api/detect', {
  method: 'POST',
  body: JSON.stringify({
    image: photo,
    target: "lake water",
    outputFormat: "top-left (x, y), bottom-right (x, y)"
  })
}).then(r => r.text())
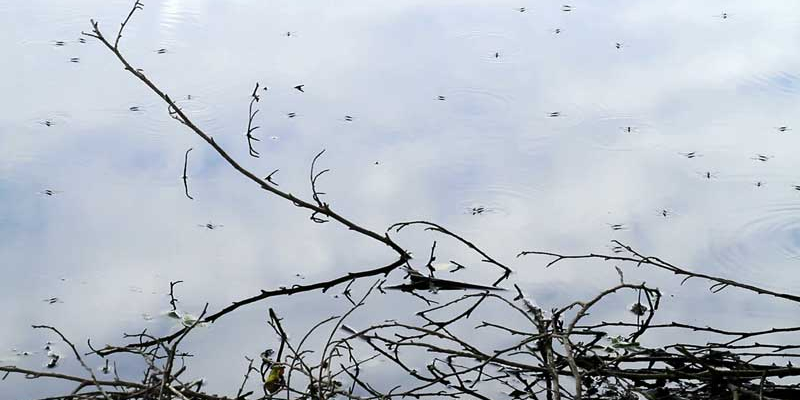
top-left (2, 0), bottom-right (800, 397)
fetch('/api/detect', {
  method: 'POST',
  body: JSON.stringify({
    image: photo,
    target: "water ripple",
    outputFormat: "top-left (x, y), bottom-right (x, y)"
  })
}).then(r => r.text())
top-left (456, 183), bottom-right (543, 222)
top-left (573, 114), bottom-right (660, 152)
top-left (439, 87), bottom-right (514, 122)
top-left (708, 202), bottom-right (800, 279)
top-left (739, 71), bottom-right (800, 97)
top-left (453, 30), bottom-right (524, 65)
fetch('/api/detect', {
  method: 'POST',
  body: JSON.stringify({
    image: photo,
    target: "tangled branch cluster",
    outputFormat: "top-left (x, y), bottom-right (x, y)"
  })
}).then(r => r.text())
top-left (4, 2), bottom-right (800, 400)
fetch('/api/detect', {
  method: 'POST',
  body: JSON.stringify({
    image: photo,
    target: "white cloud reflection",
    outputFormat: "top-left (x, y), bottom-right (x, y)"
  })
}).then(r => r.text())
top-left (2, 0), bottom-right (800, 396)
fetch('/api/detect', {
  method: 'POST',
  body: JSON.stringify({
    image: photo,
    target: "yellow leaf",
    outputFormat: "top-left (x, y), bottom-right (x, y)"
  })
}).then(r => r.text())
top-left (264, 365), bottom-right (285, 394)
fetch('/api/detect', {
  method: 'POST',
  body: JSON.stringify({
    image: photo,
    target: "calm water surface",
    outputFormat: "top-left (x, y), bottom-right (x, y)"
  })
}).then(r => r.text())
top-left (2, 0), bottom-right (800, 397)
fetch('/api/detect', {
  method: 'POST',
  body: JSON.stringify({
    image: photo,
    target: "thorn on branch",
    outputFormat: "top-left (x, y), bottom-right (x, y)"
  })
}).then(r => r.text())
top-left (264, 169), bottom-right (279, 186)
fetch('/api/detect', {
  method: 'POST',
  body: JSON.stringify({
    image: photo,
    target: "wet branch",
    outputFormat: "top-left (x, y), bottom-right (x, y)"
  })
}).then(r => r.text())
top-left (181, 149), bottom-right (193, 200)
top-left (4, 2), bottom-right (794, 400)
top-left (245, 82), bottom-right (261, 158)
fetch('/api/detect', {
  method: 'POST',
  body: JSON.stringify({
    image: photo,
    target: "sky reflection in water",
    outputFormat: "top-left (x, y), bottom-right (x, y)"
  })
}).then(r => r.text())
top-left (2, 0), bottom-right (800, 396)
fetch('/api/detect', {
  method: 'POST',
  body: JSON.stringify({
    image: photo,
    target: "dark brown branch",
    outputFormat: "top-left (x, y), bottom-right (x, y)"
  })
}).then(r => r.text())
top-left (245, 82), bottom-right (261, 158)
top-left (389, 221), bottom-right (512, 285)
top-left (518, 241), bottom-right (800, 304)
top-left (98, 257), bottom-right (406, 356)
top-left (181, 148), bottom-right (193, 200)
top-left (31, 325), bottom-right (111, 400)
top-left (168, 280), bottom-right (183, 312)
top-left (113, 0), bottom-right (143, 49)
top-left (82, 6), bottom-right (411, 356)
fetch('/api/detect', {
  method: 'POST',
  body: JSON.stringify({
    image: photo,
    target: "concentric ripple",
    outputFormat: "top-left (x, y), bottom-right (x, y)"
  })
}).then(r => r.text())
top-left (455, 183), bottom-right (542, 225)
top-left (708, 202), bottom-right (800, 280)
top-left (452, 30), bottom-right (525, 65)
top-left (575, 115), bottom-right (659, 152)
top-left (439, 87), bottom-right (514, 122)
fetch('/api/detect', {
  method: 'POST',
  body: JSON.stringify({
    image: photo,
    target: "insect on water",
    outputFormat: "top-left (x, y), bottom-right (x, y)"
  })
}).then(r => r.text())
top-left (751, 154), bottom-right (772, 162)
top-left (698, 171), bottom-right (717, 180)
top-left (198, 222), bottom-right (223, 230)
top-left (40, 189), bottom-right (62, 196)
top-left (679, 151), bottom-right (702, 159)
top-left (608, 223), bottom-right (627, 231)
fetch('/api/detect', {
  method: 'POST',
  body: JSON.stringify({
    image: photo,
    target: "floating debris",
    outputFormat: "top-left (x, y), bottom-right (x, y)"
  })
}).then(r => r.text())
top-left (494, 52), bottom-right (500, 58)
top-left (385, 269), bottom-right (504, 292)
top-left (13, 349), bottom-right (33, 357)
top-left (164, 309), bottom-right (208, 327)
top-left (46, 351), bottom-right (60, 368)
top-left (179, 313), bottom-right (202, 327)
top-left (629, 302), bottom-right (647, 316)
top-left (98, 360), bottom-right (113, 375)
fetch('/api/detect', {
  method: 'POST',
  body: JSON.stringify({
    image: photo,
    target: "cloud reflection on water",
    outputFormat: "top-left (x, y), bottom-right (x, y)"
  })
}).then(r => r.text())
top-left (2, 0), bottom-right (800, 396)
